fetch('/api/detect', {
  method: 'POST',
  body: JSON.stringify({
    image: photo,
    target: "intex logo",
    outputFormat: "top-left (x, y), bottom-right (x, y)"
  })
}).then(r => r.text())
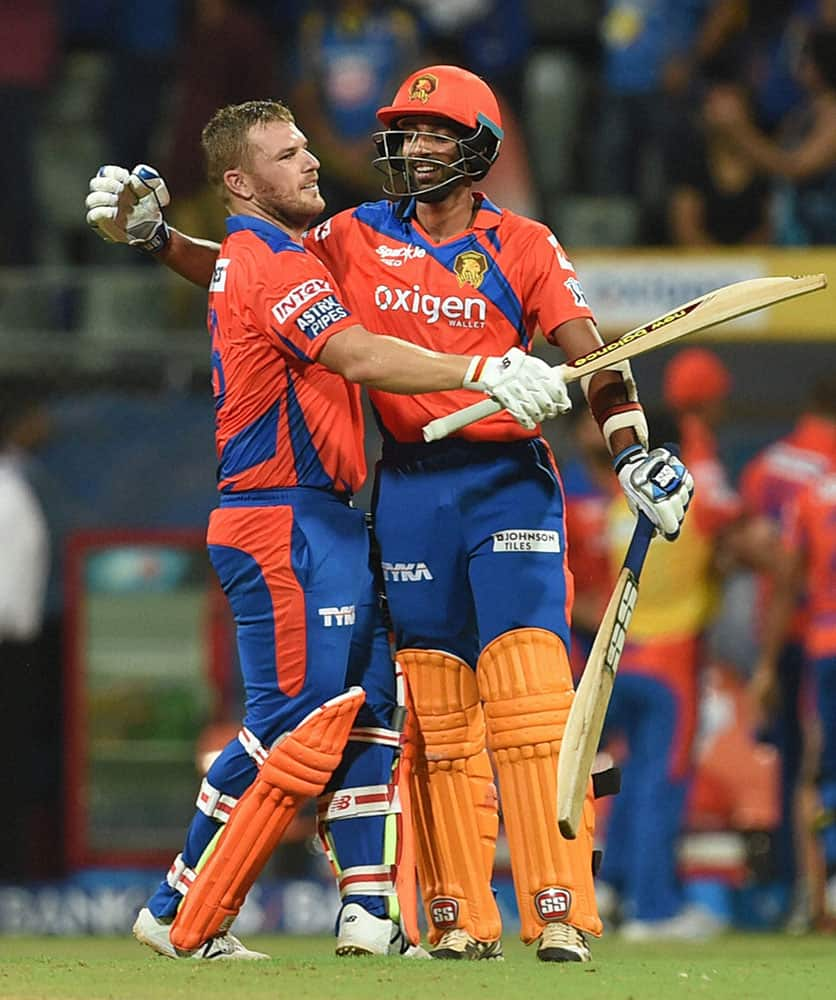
top-left (318, 605), bottom-right (356, 627)
top-left (381, 561), bottom-right (433, 582)
top-left (534, 887), bottom-right (572, 922)
top-left (375, 244), bottom-right (427, 267)
top-left (272, 278), bottom-right (332, 324)
top-left (430, 897), bottom-right (459, 929)
top-left (374, 284), bottom-right (486, 328)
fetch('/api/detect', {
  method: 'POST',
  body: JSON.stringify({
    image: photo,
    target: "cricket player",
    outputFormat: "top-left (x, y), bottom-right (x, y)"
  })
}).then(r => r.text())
top-left (89, 99), bottom-right (573, 961)
top-left (753, 461), bottom-right (836, 925)
top-left (86, 67), bottom-right (693, 962)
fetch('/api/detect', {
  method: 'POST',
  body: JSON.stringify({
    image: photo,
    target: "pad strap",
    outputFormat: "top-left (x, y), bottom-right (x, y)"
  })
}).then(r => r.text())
top-left (166, 853), bottom-right (197, 896)
top-left (338, 864), bottom-right (398, 898)
top-left (196, 778), bottom-right (238, 823)
top-left (317, 783), bottom-right (401, 821)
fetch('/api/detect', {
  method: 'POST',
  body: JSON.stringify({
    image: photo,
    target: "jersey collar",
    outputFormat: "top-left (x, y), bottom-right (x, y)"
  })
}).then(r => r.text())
top-left (398, 192), bottom-right (502, 231)
top-left (225, 214), bottom-right (303, 247)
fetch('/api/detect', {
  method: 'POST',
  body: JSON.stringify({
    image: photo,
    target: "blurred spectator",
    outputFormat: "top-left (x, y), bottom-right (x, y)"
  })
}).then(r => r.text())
top-left (163, 0), bottom-right (278, 244)
top-left (667, 77), bottom-right (772, 245)
top-left (597, 352), bottom-right (750, 938)
top-left (589, 0), bottom-right (743, 241)
top-left (290, 0), bottom-right (424, 215)
top-left (0, 0), bottom-right (60, 265)
top-left (0, 389), bottom-right (52, 880)
top-left (405, 0), bottom-right (532, 114)
top-left (105, 1), bottom-right (180, 172)
top-left (739, 375), bottom-right (836, 925)
top-left (751, 456), bottom-right (836, 929)
top-left (705, 26), bottom-right (836, 244)
top-left (597, 401), bottom-right (738, 940)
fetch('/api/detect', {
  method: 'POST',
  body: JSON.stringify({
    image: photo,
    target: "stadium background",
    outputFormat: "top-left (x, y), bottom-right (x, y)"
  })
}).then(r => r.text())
top-left (1, 0), bottom-right (834, 938)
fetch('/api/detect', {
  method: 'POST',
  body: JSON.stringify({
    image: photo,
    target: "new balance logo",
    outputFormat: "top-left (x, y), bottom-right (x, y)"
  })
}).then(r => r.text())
top-left (318, 606), bottom-right (356, 627)
top-left (381, 561), bottom-right (433, 582)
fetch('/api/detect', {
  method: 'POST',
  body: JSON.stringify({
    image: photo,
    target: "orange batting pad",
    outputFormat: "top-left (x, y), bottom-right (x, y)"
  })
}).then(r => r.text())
top-left (478, 629), bottom-right (601, 942)
top-left (398, 649), bottom-right (501, 945)
top-left (170, 687), bottom-right (365, 953)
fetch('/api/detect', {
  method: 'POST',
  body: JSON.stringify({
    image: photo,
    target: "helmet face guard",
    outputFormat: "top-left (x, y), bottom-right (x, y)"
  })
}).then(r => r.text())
top-left (372, 117), bottom-right (502, 201)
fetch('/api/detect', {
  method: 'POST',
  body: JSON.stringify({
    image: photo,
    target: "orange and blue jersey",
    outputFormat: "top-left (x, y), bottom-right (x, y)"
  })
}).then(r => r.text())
top-left (740, 415), bottom-right (836, 640)
top-left (306, 193), bottom-right (593, 443)
top-left (210, 214), bottom-right (364, 495)
top-left (787, 469), bottom-right (836, 660)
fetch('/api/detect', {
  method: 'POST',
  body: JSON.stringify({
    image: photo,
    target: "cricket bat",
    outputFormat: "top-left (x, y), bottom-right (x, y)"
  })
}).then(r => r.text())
top-left (556, 512), bottom-right (657, 839)
top-left (422, 273), bottom-right (827, 442)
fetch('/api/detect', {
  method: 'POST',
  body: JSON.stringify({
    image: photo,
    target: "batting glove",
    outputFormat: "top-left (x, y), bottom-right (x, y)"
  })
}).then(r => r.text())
top-left (614, 444), bottom-right (694, 541)
top-left (85, 164), bottom-right (171, 253)
top-left (463, 347), bottom-right (572, 429)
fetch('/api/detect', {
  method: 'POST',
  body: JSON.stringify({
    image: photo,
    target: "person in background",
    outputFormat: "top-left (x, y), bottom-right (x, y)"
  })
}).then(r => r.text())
top-left (597, 397), bottom-right (738, 940)
top-left (740, 375), bottom-right (836, 925)
top-left (0, 389), bottom-right (52, 880)
top-left (705, 26), bottom-right (836, 244)
top-left (752, 456), bottom-right (836, 928)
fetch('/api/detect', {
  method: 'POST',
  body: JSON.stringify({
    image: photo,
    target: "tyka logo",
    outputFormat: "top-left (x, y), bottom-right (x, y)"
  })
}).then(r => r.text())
top-left (381, 562), bottom-right (433, 582)
top-left (318, 605), bottom-right (356, 627)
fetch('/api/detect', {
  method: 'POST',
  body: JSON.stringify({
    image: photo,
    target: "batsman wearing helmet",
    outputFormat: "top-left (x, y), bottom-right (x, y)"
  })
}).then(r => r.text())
top-left (86, 67), bottom-right (693, 962)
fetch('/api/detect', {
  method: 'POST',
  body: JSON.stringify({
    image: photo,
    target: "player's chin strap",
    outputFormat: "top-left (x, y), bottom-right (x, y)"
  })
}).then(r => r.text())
top-left (581, 360), bottom-right (649, 454)
top-left (316, 660), bottom-right (420, 946)
top-left (169, 688), bottom-right (365, 954)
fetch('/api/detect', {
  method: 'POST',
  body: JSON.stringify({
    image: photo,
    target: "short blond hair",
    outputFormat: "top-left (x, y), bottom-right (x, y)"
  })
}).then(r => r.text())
top-left (201, 100), bottom-right (295, 193)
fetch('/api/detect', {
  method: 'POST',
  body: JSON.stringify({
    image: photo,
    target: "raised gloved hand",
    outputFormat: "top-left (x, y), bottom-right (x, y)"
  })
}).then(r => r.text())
top-left (614, 444), bottom-right (694, 541)
top-left (85, 164), bottom-right (171, 252)
top-left (463, 347), bottom-right (572, 430)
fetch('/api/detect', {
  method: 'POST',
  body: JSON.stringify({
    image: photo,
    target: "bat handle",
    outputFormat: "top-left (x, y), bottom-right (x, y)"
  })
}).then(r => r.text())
top-left (624, 512), bottom-right (656, 578)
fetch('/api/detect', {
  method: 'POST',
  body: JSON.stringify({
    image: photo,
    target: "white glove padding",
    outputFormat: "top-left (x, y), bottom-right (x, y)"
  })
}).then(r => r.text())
top-left (463, 347), bottom-right (572, 430)
top-left (615, 445), bottom-right (694, 541)
top-left (85, 163), bottom-right (171, 252)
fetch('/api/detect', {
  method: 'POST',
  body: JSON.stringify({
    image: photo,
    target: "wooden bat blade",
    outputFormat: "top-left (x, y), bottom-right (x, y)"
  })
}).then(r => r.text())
top-left (557, 513), bottom-right (656, 839)
top-left (422, 273), bottom-right (827, 443)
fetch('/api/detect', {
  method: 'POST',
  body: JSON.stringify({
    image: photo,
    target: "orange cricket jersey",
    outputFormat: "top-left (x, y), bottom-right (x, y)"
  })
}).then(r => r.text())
top-left (305, 194), bottom-right (594, 442)
top-left (739, 415), bottom-right (836, 640)
top-left (787, 468), bottom-right (836, 659)
top-left (209, 215), bottom-right (365, 494)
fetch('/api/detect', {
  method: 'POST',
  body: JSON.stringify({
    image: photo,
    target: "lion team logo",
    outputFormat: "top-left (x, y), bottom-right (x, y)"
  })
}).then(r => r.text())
top-left (408, 73), bottom-right (438, 104)
top-left (454, 250), bottom-right (488, 290)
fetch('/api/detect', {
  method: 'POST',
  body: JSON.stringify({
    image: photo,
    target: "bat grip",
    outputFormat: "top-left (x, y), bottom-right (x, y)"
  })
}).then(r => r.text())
top-left (624, 512), bottom-right (656, 578)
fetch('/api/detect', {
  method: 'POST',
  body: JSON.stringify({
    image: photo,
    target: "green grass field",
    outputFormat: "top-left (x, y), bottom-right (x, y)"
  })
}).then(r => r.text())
top-left (1, 933), bottom-right (835, 1000)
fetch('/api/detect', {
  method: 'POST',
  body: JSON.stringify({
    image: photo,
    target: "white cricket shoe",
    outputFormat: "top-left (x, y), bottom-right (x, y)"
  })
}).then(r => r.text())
top-left (335, 902), bottom-right (430, 958)
top-left (536, 923), bottom-right (591, 962)
top-left (620, 904), bottom-right (724, 943)
top-left (132, 907), bottom-right (269, 960)
top-left (430, 928), bottom-right (504, 960)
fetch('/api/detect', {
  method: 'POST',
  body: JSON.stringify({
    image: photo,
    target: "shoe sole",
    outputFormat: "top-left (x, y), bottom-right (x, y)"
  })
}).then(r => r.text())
top-left (537, 947), bottom-right (590, 963)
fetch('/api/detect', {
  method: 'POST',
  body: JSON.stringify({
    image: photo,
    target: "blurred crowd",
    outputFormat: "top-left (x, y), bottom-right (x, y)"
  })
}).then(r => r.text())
top-left (4, 0), bottom-right (836, 269)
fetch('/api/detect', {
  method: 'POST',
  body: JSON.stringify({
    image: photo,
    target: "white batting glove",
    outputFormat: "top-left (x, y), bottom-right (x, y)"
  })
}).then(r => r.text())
top-left (85, 163), bottom-right (171, 252)
top-left (615, 445), bottom-right (694, 541)
top-left (463, 347), bottom-right (572, 429)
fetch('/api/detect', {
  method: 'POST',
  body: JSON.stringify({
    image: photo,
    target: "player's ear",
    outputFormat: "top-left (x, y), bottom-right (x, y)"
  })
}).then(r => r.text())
top-left (224, 168), bottom-right (252, 200)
